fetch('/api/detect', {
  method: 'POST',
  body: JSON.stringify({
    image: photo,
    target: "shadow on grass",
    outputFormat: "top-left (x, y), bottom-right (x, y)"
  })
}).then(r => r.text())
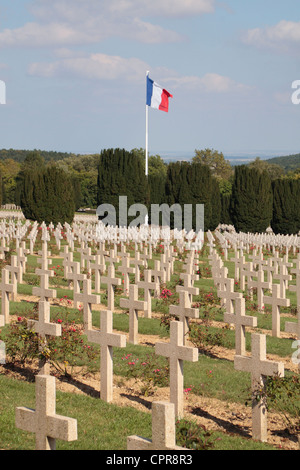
top-left (191, 405), bottom-right (252, 439)
top-left (120, 392), bottom-right (152, 411)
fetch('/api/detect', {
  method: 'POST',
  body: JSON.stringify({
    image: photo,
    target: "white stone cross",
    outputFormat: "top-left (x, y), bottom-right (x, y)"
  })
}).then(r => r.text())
top-left (153, 259), bottom-right (165, 285)
top-left (32, 262), bottom-right (56, 303)
top-left (120, 284), bottom-right (147, 344)
top-left (59, 246), bottom-right (73, 279)
top-left (6, 255), bottom-right (20, 301)
top-left (217, 278), bottom-right (243, 315)
top-left (77, 241), bottom-right (87, 269)
top-left (249, 250), bottom-right (267, 271)
top-left (289, 255), bottom-right (300, 312)
top-left (118, 255), bottom-right (135, 295)
top-left (15, 245), bottom-right (27, 283)
top-left (176, 272), bottom-right (199, 305)
top-left (102, 264), bottom-right (121, 311)
top-left (137, 269), bottom-right (159, 319)
top-left (248, 269), bottom-right (272, 311)
top-left (131, 251), bottom-right (145, 284)
top-left (224, 296), bottom-right (257, 355)
top-left (127, 401), bottom-right (186, 451)
top-left (90, 254), bottom-right (106, 293)
top-left (155, 321), bottom-right (198, 418)
top-left (0, 268), bottom-right (17, 325)
top-left (169, 290), bottom-right (199, 344)
top-left (87, 310), bottom-right (126, 402)
top-left (263, 284), bottom-right (290, 337)
top-left (81, 246), bottom-right (96, 275)
top-left (234, 333), bottom-right (284, 442)
top-left (28, 300), bottom-right (62, 375)
top-left (106, 248), bottom-right (119, 267)
top-left (16, 374), bottom-right (77, 450)
top-left (74, 278), bottom-right (101, 333)
top-left (66, 261), bottom-right (86, 309)
top-left (273, 263), bottom-right (292, 298)
top-left (262, 258), bottom-right (274, 284)
top-left (160, 253), bottom-right (171, 282)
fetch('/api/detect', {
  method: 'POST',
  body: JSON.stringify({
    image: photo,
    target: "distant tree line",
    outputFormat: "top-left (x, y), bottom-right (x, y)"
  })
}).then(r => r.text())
top-left (0, 147), bottom-right (300, 234)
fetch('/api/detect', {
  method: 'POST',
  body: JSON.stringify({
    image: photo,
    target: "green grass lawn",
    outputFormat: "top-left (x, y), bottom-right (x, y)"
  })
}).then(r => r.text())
top-left (0, 374), bottom-right (277, 450)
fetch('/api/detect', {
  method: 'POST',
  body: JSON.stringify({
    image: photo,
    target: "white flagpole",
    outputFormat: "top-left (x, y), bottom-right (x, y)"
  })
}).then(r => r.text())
top-left (145, 71), bottom-right (149, 226)
top-left (145, 70), bottom-right (149, 177)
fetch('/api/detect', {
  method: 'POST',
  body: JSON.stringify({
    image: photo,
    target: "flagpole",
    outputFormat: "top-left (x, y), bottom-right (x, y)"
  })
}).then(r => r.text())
top-left (145, 70), bottom-right (149, 177)
top-left (145, 71), bottom-right (149, 226)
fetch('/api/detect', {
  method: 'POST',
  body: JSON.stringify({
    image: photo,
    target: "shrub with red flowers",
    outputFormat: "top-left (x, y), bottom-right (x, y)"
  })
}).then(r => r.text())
top-left (160, 288), bottom-right (173, 301)
top-left (1, 305), bottom-right (98, 378)
top-left (122, 352), bottom-right (169, 396)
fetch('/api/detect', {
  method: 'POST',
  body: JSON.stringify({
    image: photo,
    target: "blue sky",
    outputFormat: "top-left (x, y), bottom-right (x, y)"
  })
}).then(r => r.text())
top-left (0, 0), bottom-right (300, 160)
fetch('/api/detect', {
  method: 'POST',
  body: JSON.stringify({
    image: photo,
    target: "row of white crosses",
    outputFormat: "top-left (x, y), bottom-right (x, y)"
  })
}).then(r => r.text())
top-left (209, 246), bottom-right (288, 443)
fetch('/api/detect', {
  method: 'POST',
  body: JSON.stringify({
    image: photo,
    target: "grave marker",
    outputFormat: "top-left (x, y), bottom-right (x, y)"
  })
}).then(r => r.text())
top-left (88, 310), bottom-right (126, 402)
top-left (169, 290), bottom-right (199, 344)
top-left (155, 321), bottom-right (198, 418)
top-left (127, 401), bottom-right (186, 451)
top-left (234, 333), bottom-right (284, 442)
top-left (101, 263), bottom-right (121, 312)
top-left (16, 375), bottom-right (77, 450)
top-left (263, 284), bottom-right (290, 337)
top-left (224, 296), bottom-right (257, 355)
top-left (120, 284), bottom-right (147, 344)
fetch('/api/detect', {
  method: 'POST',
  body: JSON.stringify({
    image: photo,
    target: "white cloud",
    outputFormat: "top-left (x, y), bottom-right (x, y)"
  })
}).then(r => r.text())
top-left (166, 73), bottom-right (249, 93)
top-left (28, 52), bottom-right (249, 98)
top-left (28, 53), bottom-right (150, 81)
top-left (243, 20), bottom-right (300, 53)
top-left (0, 0), bottom-right (216, 48)
top-left (30, 0), bottom-right (215, 20)
top-left (107, 0), bottom-right (216, 17)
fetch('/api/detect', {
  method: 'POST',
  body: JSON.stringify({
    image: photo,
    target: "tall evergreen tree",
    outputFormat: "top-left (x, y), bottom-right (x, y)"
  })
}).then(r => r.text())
top-left (20, 164), bottom-right (75, 225)
top-left (209, 177), bottom-right (221, 230)
top-left (272, 178), bottom-right (300, 235)
top-left (220, 193), bottom-right (232, 225)
top-left (164, 161), bottom-right (213, 231)
top-left (97, 148), bottom-right (148, 226)
top-left (230, 165), bottom-right (273, 233)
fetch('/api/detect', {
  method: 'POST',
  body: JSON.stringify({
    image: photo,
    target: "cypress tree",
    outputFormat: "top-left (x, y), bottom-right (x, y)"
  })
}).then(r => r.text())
top-left (20, 165), bottom-right (75, 225)
top-left (220, 193), bottom-right (232, 225)
top-left (97, 148), bottom-right (148, 226)
top-left (164, 161), bottom-right (213, 231)
top-left (230, 165), bottom-right (273, 233)
top-left (209, 177), bottom-right (221, 230)
top-left (272, 178), bottom-right (300, 235)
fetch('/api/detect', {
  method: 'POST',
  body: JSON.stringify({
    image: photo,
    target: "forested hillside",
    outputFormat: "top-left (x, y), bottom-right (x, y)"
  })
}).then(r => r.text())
top-left (266, 153), bottom-right (300, 172)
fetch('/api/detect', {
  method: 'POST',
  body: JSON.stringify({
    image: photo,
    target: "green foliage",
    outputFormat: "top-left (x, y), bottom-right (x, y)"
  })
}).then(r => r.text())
top-left (121, 351), bottom-right (169, 396)
top-left (266, 153), bottom-right (300, 172)
top-left (230, 165), bottom-right (273, 233)
top-left (97, 148), bottom-right (149, 226)
top-left (19, 164), bottom-right (75, 225)
top-left (209, 177), bottom-right (221, 231)
top-left (0, 148), bottom-right (77, 163)
top-left (165, 161), bottom-right (214, 231)
top-left (252, 374), bottom-right (300, 440)
top-left (2, 312), bottom-right (98, 378)
top-left (248, 157), bottom-right (284, 180)
top-left (220, 193), bottom-right (232, 225)
top-left (193, 148), bottom-right (233, 181)
top-left (176, 419), bottom-right (217, 450)
top-left (272, 178), bottom-right (300, 235)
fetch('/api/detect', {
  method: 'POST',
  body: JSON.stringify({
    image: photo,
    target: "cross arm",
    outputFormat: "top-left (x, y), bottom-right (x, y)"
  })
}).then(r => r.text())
top-left (47, 415), bottom-right (78, 442)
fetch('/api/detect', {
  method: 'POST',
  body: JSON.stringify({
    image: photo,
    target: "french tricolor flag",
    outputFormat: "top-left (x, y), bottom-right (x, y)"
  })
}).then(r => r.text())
top-left (146, 76), bottom-right (173, 113)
